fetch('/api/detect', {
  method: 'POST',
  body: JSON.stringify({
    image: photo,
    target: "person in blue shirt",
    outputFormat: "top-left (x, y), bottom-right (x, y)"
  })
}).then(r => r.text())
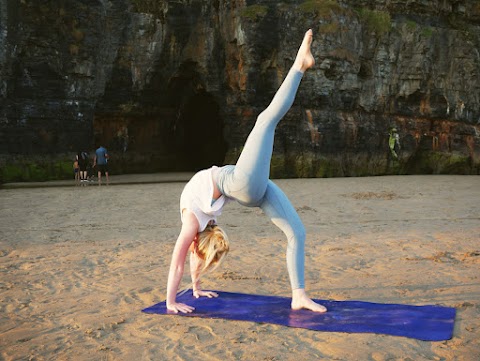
top-left (94, 145), bottom-right (109, 185)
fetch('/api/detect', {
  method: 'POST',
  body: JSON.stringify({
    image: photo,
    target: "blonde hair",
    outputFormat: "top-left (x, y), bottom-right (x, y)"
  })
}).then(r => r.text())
top-left (195, 224), bottom-right (229, 275)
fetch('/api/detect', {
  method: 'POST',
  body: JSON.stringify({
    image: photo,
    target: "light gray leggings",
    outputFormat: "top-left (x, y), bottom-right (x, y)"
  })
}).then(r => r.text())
top-left (217, 68), bottom-right (306, 290)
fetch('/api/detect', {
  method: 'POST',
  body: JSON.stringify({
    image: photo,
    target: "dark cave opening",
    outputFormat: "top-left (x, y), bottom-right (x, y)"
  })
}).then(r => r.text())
top-left (168, 61), bottom-right (227, 171)
top-left (174, 89), bottom-right (227, 171)
top-left (92, 59), bottom-right (227, 174)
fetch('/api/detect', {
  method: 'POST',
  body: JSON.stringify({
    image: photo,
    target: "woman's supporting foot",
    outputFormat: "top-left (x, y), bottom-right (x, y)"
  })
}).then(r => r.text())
top-left (291, 288), bottom-right (327, 313)
top-left (293, 29), bottom-right (315, 73)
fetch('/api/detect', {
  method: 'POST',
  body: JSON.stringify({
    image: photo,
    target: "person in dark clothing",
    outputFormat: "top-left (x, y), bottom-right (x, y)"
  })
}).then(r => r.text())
top-left (76, 150), bottom-right (90, 182)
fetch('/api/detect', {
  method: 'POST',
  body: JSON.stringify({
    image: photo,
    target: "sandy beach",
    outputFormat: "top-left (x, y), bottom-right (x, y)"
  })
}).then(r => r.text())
top-left (0, 175), bottom-right (479, 360)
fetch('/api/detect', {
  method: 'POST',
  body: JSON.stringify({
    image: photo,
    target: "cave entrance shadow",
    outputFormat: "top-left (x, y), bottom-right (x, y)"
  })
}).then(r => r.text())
top-left (170, 63), bottom-right (227, 171)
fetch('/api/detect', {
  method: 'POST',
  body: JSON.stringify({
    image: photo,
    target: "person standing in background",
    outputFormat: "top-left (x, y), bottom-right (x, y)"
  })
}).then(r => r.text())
top-left (94, 145), bottom-right (109, 185)
top-left (73, 158), bottom-right (80, 184)
top-left (76, 150), bottom-right (90, 183)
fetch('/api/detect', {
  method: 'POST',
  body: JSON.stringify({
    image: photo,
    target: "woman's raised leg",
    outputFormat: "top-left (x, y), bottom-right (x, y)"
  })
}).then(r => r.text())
top-left (222, 30), bottom-right (315, 206)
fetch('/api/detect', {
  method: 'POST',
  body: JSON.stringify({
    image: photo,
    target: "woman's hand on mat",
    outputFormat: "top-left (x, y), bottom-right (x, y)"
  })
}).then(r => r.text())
top-left (167, 302), bottom-right (195, 313)
top-left (193, 289), bottom-right (219, 299)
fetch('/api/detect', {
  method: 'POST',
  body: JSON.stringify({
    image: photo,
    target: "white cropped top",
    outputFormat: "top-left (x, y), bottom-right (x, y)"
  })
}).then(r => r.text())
top-left (180, 166), bottom-right (230, 232)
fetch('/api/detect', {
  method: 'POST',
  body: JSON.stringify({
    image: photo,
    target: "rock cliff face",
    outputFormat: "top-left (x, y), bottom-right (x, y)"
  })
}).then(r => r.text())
top-left (1, 0), bottom-right (479, 181)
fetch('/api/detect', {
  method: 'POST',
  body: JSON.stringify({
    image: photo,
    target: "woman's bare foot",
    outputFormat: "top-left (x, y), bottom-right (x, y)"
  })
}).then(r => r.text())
top-left (293, 29), bottom-right (315, 73)
top-left (291, 288), bottom-right (327, 313)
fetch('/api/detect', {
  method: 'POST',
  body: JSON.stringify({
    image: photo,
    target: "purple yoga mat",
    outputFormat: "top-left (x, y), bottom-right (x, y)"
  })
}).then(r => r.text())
top-left (142, 290), bottom-right (455, 341)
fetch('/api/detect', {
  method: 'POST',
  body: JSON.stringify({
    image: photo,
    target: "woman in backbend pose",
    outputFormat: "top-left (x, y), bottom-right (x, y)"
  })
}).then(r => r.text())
top-left (166, 29), bottom-right (326, 314)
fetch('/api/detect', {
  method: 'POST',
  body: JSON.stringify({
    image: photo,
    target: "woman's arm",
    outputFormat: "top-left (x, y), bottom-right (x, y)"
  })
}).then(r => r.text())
top-left (190, 249), bottom-right (202, 292)
top-left (166, 210), bottom-right (199, 313)
top-left (190, 250), bottom-right (218, 299)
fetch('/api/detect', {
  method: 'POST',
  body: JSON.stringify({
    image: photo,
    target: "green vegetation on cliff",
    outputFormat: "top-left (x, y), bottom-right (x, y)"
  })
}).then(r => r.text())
top-left (1, 159), bottom-right (73, 183)
top-left (299, 0), bottom-right (343, 18)
top-left (357, 8), bottom-right (391, 34)
top-left (240, 5), bottom-right (268, 21)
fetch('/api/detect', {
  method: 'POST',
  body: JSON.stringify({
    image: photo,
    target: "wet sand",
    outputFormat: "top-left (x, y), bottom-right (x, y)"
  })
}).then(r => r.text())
top-left (0, 175), bottom-right (479, 360)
